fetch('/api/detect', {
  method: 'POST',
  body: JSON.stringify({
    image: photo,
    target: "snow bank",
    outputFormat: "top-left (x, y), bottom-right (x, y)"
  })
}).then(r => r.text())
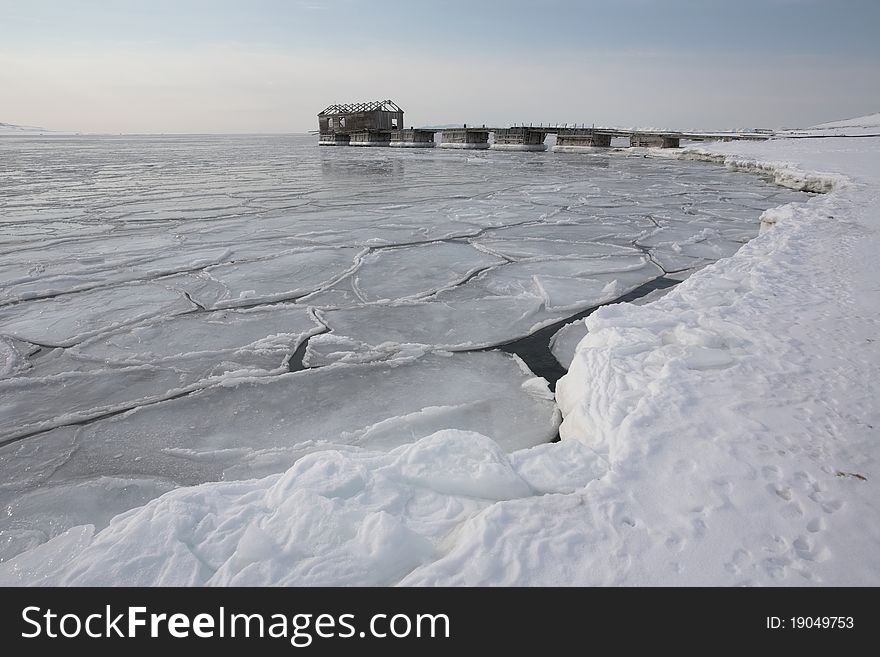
top-left (668, 149), bottom-right (843, 193)
top-left (546, 136), bottom-right (880, 585)
top-left (0, 430), bottom-right (602, 586)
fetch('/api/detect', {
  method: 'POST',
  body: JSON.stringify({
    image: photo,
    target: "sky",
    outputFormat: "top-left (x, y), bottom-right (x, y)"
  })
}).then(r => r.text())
top-left (1, 0), bottom-right (878, 133)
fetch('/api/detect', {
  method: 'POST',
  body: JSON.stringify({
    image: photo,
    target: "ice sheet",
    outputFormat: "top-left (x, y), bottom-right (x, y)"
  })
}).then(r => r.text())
top-left (320, 257), bottom-right (663, 351)
top-left (204, 247), bottom-right (361, 307)
top-left (0, 135), bottom-right (799, 575)
top-left (0, 350), bottom-right (559, 560)
top-left (349, 241), bottom-right (505, 302)
top-left (70, 304), bottom-right (320, 365)
top-left (0, 282), bottom-right (193, 347)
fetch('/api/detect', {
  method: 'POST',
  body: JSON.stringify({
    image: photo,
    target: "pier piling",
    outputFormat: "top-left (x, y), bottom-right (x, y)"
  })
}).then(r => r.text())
top-left (439, 128), bottom-right (490, 150)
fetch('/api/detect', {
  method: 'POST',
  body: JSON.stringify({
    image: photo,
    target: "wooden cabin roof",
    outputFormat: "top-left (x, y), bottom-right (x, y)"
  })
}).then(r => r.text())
top-left (318, 100), bottom-right (403, 116)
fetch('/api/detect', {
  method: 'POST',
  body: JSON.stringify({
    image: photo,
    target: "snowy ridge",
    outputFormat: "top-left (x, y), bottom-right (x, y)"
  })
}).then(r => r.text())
top-left (2, 136), bottom-right (878, 585)
top-left (0, 122), bottom-right (49, 134)
top-left (664, 148), bottom-right (844, 193)
top-left (809, 112), bottom-right (880, 130)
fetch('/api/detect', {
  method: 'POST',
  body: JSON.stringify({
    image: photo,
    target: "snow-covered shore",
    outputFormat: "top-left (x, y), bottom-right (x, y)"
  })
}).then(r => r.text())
top-left (2, 133), bottom-right (878, 586)
top-left (551, 135), bottom-right (880, 585)
top-left (0, 122), bottom-right (50, 135)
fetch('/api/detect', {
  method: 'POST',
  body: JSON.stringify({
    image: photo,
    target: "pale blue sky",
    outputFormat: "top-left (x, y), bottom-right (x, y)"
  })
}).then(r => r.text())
top-left (1, 0), bottom-right (878, 132)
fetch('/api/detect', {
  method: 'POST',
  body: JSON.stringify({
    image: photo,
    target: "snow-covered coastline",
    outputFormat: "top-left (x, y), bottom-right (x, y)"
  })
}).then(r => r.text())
top-left (551, 135), bottom-right (879, 585)
top-left (1, 132), bottom-right (877, 586)
top-left (0, 122), bottom-right (50, 135)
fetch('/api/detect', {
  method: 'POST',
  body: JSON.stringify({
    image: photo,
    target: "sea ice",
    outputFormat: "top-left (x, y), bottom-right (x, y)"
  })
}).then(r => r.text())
top-left (0, 350), bottom-right (559, 560)
top-left (0, 134), bottom-right (812, 584)
top-left (0, 282), bottom-right (193, 347)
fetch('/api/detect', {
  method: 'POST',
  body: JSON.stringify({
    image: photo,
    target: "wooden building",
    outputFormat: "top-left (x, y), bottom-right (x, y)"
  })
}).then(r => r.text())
top-left (318, 100), bottom-right (404, 145)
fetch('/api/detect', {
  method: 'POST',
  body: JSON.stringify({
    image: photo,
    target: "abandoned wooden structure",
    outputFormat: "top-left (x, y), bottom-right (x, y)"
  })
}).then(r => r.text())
top-left (319, 99), bottom-right (402, 133)
top-left (319, 100), bottom-right (436, 147)
top-left (317, 100), bottom-right (769, 151)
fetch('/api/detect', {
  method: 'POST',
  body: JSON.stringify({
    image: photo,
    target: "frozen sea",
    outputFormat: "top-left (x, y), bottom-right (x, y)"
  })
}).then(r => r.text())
top-left (0, 134), bottom-right (808, 562)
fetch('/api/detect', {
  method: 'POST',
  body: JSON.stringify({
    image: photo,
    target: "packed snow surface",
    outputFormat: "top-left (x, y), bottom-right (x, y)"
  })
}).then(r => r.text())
top-left (4, 133), bottom-right (863, 586)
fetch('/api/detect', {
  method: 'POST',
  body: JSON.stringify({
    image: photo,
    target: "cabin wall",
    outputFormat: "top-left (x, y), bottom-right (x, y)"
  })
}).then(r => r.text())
top-left (319, 110), bottom-right (404, 134)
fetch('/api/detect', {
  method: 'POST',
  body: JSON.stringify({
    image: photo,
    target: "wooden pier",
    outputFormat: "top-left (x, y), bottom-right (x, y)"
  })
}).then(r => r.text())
top-left (390, 129), bottom-right (435, 148)
top-left (492, 127), bottom-right (548, 151)
top-left (317, 100), bottom-right (771, 151)
top-left (555, 128), bottom-right (612, 150)
top-left (437, 127), bottom-right (490, 150)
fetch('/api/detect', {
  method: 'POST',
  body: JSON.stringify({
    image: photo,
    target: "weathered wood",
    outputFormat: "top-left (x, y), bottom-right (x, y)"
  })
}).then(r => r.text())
top-left (318, 99), bottom-right (404, 138)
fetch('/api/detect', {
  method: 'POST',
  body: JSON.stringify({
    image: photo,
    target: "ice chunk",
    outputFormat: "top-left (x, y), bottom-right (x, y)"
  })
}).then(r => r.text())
top-left (322, 257), bottom-right (662, 350)
top-left (204, 247), bottom-right (360, 307)
top-left (0, 245), bottom-right (235, 304)
top-left (474, 238), bottom-right (639, 261)
top-left (0, 366), bottom-right (200, 440)
top-left (549, 319), bottom-right (590, 369)
top-left (0, 282), bottom-right (192, 346)
top-left (321, 296), bottom-right (547, 350)
top-left (0, 426), bottom-right (78, 492)
top-left (71, 304), bottom-right (321, 365)
top-left (0, 336), bottom-right (33, 379)
top-left (350, 241), bottom-right (504, 302)
top-left (485, 220), bottom-right (642, 244)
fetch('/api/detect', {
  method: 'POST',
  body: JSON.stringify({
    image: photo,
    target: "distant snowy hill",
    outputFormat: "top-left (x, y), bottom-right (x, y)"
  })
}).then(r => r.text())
top-left (777, 112), bottom-right (880, 138)
top-left (810, 112), bottom-right (880, 129)
top-left (0, 122), bottom-right (49, 134)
